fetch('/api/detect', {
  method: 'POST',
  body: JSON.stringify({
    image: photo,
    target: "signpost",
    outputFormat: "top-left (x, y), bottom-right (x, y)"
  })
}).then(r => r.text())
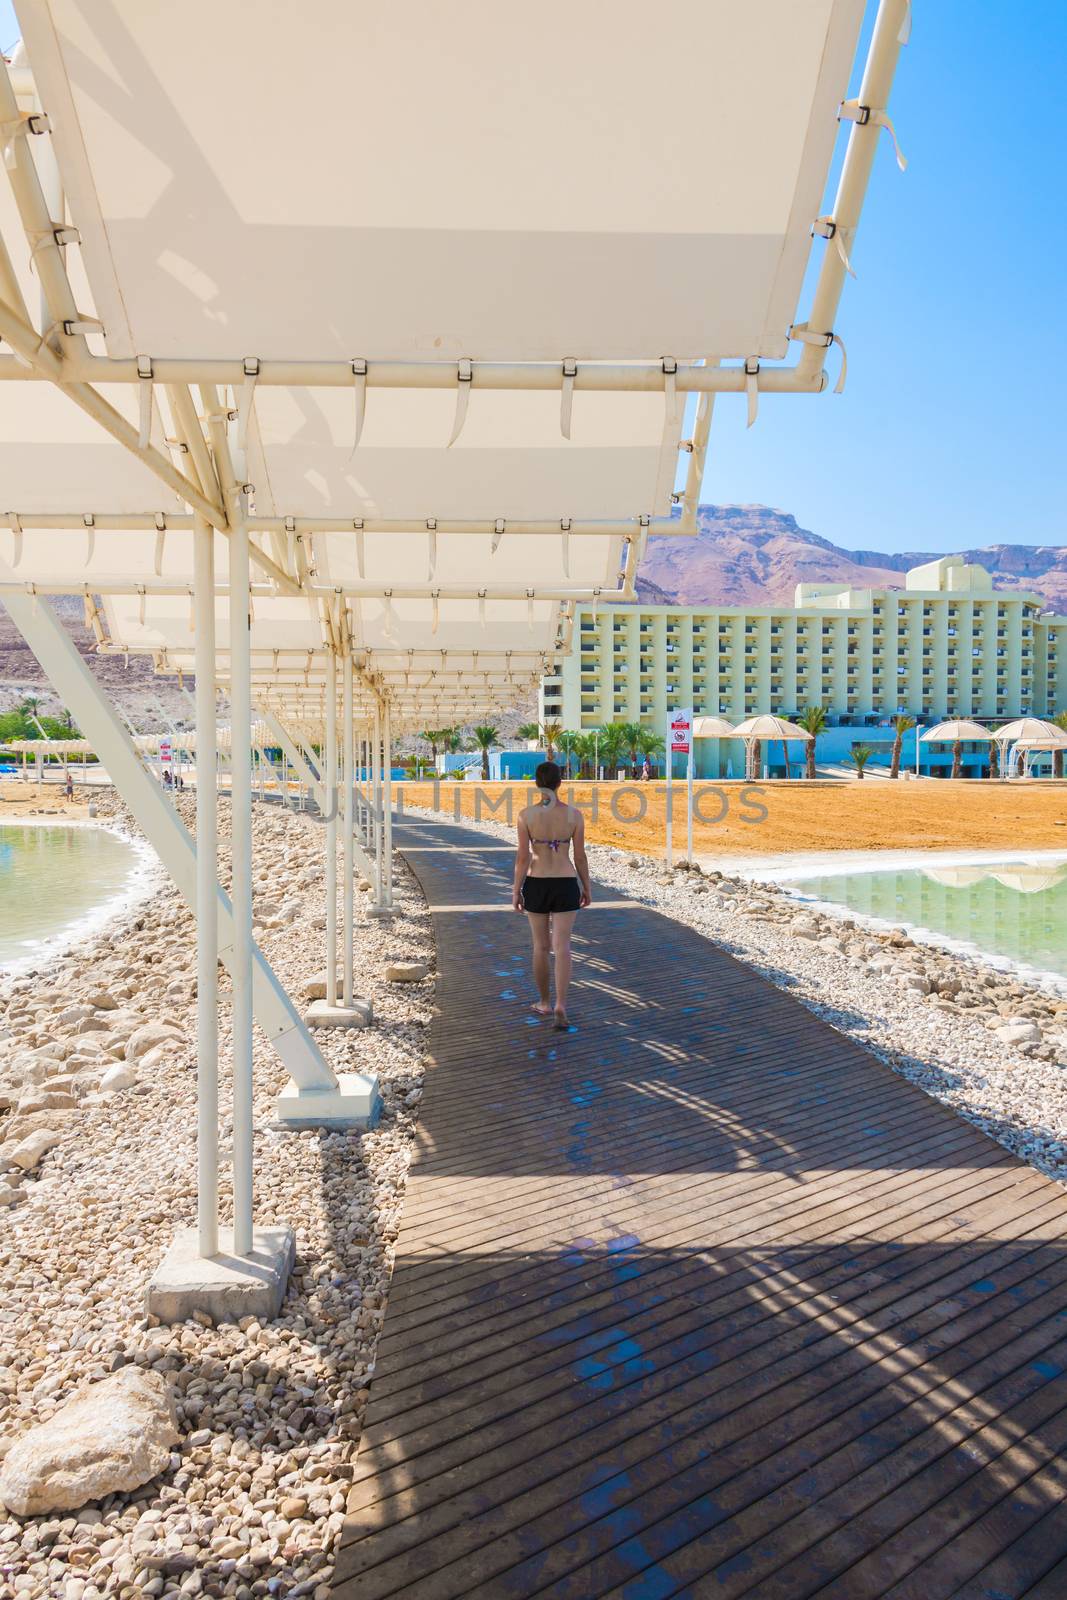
top-left (665, 707), bottom-right (693, 865)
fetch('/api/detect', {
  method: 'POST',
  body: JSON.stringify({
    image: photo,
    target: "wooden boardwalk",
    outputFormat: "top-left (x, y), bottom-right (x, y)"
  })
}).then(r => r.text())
top-left (334, 817), bottom-right (1067, 1600)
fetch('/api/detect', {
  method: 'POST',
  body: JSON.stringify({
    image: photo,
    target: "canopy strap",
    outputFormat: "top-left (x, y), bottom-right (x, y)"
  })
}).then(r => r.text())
top-left (5, 512), bottom-right (22, 567)
top-left (561, 518), bottom-right (571, 578)
top-left (527, 590), bottom-right (535, 631)
top-left (431, 591), bottom-right (440, 634)
top-left (136, 355), bottom-right (154, 449)
top-left (790, 322), bottom-right (848, 393)
top-left (663, 358), bottom-right (679, 425)
top-left (84, 514), bottom-right (95, 568)
top-left (560, 359), bottom-right (577, 439)
top-left (349, 359), bottom-right (367, 458)
top-left (154, 512), bottom-right (167, 575)
top-left (478, 590), bottom-right (486, 629)
top-left (838, 99), bottom-right (907, 171)
top-left (812, 215), bottom-right (856, 278)
top-left (426, 520), bottom-right (437, 580)
top-left (236, 357), bottom-right (259, 468)
top-left (491, 518), bottom-right (505, 555)
top-left (447, 359), bottom-right (473, 447)
top-left (0, 111), bottom-right (49, 170)
top-left (138, 587), bottom-right (146, 626)
top-left (354, 520), bottom-right (365, 579)
top-left (744, 358), bottom-right (760, 428)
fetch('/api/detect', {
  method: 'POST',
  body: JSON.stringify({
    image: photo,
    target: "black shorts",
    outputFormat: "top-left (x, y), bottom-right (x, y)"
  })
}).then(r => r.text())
top-left (521, 876), bottom-right (581, 915)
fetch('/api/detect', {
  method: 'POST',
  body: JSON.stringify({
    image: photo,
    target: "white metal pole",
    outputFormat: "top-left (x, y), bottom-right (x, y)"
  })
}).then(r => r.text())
top-left (326, 650), bottom-right (338, 1008)
top-left (686, 741), bottom-right (694, 865)
top-left (383, 699), bottom-right (393, 908)
top-left (372, 702), bottom-right (383, 902)
top-left (193, 515), bottom-right (219, 1260)
top-left (665, 745), bottom-right (673, 866)
top-left (229, 511), bottom-right (254, 1259)
top-left (342, 639), bottom-right (355, 1009)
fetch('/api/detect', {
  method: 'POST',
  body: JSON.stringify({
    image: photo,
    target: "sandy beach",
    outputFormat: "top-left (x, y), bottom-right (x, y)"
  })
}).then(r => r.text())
top-left (397, 777), bottom-right (1067, 856)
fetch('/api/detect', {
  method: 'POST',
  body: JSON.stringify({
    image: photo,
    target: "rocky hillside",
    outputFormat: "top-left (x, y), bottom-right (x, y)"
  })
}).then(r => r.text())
top-left (637, 505), bottom-right (1067, 611)
top-left (0, 596), bottom-right (195, 730)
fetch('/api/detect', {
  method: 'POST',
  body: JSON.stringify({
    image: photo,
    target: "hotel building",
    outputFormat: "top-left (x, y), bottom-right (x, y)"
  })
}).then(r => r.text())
top-left (540, 557), bottom-right (1067, 777)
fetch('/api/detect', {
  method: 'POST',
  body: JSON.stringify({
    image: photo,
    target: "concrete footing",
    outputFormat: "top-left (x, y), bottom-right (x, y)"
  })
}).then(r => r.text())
top-left (304, 998), bottom-right (373, 1029)
top-left (367, 904), bottom-right (395, 918)
top-left (274, 1070), bottom-right (381, 1129)
top-left (146, 1226), bottom-right (296, 1324)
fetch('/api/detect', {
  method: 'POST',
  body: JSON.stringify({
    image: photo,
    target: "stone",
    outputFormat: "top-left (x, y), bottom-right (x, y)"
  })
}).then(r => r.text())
top-left (304, 999), bottom-right (372, 1030)
top-left (125, 1023), bottom-right (183, 1063)
top-left (0, 1369), bottom-right (179, 1515)
top-left (995, 1021), bottom-right (1041, 1049)
top-left (304, 972), bottom-right (340, 1002)
top-left (87, 990), bottom-right (118, 1011)
top-left (8, 1128), bottom-right (62, 1172)
top-left (99, 1063), bottom-right (137, 1093)
top-left (0, 1184), bottom-right (24, 1207)
top-left (385, 962), bottom-right (429, 983)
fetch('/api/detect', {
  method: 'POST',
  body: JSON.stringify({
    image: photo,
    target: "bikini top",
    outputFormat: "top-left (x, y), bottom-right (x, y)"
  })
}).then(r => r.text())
top-left (528, 810), bottom-right (577, 853)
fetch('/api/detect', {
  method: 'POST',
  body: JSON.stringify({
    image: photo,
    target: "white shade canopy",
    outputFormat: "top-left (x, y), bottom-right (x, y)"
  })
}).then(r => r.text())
top-left (993, 718), bottom-right (1067, 747)
top-left (692, 716), bottom-right (738, 739)
top-left (919, 720), bottom-right (994, 743)
top-left (18, 0), bottom-right (863, 363)
top-left (731, 715), bottom-right (814, 741)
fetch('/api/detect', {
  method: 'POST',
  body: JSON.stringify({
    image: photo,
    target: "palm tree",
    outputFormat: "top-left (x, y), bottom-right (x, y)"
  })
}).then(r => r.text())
top-left (798, 705), bottom-right (826, 780)
top-left (889, 714), bottom-right (915, 780)
top-left (618, 721), bottom-right (644, 776)
top-left (420, 727), bottom-right (445, 765)
top-left (557, 729), bottom-right (582, 777)
top-left (516, 722), bottom-right (540, 744)
top-left (540, 720), bottom-right (562, 760)
top-left (1055, 713), bottom-right (1067, 779)
top-left (472, 724), bottom-right (498, 780)
top-left (847, 743), bottom-right (875, 780)
top-left (444, 727), bottom-right (463, 754)
top-left (572, 732), bottom-right (596, 777)
top-left (749, 738), bottom-right (762, 780)
top-left (988, 739), bottom-right (1000, 780)
top-left (637, 728), bottom-right (665, 776)
top-left (598, 722), bottom-right (627, 777)
top-left (951, 739), bottom-right (963, 780)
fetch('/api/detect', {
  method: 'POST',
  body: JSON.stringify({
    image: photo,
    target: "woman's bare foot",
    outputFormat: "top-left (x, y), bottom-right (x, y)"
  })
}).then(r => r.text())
top-left (531, 1001), bottom-right (553, 1016)
top-left (553, 1008), bottom-right (570, 1031)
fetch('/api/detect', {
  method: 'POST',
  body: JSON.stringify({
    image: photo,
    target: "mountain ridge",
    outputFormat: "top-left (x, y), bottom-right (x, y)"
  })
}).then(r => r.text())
top-left (635, 506), bottom-right (1067, 611)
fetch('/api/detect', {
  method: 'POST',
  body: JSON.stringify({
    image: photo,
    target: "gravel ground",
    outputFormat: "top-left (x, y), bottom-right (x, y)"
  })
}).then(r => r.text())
top-left (0, 792), bottom-right (433, 1598)
top-left (408, 802), bottom-right (1067, 1186)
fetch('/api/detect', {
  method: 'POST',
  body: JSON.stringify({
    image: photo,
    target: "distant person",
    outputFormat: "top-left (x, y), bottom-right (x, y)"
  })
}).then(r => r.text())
top-left (513, 760), bottom-right (591, 1030)
top-left (64, 772), bottom-right (73, 801)
top-left (641, 758), bottom-right (651, 781)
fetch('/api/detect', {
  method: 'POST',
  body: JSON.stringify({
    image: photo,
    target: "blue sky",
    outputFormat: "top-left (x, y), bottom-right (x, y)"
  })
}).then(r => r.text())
top-left (2, 3), bottom-right (1063, 555)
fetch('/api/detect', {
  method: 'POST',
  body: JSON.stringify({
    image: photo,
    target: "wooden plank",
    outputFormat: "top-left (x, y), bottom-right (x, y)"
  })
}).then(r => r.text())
top-left (333, 820), bottom-right (1067, 1600)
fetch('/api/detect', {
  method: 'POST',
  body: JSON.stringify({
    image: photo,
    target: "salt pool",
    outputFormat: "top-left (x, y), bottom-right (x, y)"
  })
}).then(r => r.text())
top-left (0, 821), bottom-right (151, 976)
top-left (782, 857), bottom-right (1067, 987)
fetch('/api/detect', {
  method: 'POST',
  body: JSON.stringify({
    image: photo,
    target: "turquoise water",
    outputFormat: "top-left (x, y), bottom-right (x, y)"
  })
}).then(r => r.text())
top-left (786, 860), bottom-right (1067, 983)
top-left (0, 822), bottom-right (144, 973)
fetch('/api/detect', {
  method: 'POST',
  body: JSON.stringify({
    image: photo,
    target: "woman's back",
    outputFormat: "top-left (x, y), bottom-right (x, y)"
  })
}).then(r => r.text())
top-left (521, 799), bottom-right (579, 877)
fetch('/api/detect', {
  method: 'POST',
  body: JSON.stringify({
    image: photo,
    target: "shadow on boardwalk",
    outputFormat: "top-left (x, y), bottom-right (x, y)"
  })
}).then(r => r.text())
top-left (334, 816), bottom-right (1067, 1600)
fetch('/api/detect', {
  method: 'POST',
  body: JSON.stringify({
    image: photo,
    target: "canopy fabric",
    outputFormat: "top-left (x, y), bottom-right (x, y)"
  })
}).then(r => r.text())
top-left (692, 716), bottom-right (737, 738)
top-left (919, 720), bottom-right (994, 743)
top-left (993, 718), bottom-right (1067, 746)
top-left (18, 0), bottom-right (863, 362)
top-left (731, 715), bottom-right (814, 740)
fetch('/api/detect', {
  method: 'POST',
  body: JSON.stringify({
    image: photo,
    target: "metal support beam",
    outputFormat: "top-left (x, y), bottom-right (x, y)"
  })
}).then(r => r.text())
top-left (193, 514), bottom-right (219, 1260)
top-left (325, 651), bottom-right (338, 1009)
top-left (342, 641), bottom-right (355, 1009)
top-left (0, 583), bottom-right (380, 1128)
top-left (228, 505), bottom-right (254, 1258)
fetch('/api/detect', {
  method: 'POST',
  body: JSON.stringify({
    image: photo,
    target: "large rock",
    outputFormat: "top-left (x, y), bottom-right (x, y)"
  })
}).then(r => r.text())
top-left (7, 1129), bottom-right (62, 1172)
top-left (0, 1369), bottom-right (179, 1515)
top-left (995, 1021), bottom-right (1041, 1050)
top-left (385, 961), bottom-right (429, 983)
top-left (125, 1023), bottom-right (183, 1063)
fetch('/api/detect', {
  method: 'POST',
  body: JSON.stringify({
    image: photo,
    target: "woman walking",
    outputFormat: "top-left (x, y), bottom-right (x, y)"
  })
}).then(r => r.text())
top-left (513, 761), bottom-right (591, 1029)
